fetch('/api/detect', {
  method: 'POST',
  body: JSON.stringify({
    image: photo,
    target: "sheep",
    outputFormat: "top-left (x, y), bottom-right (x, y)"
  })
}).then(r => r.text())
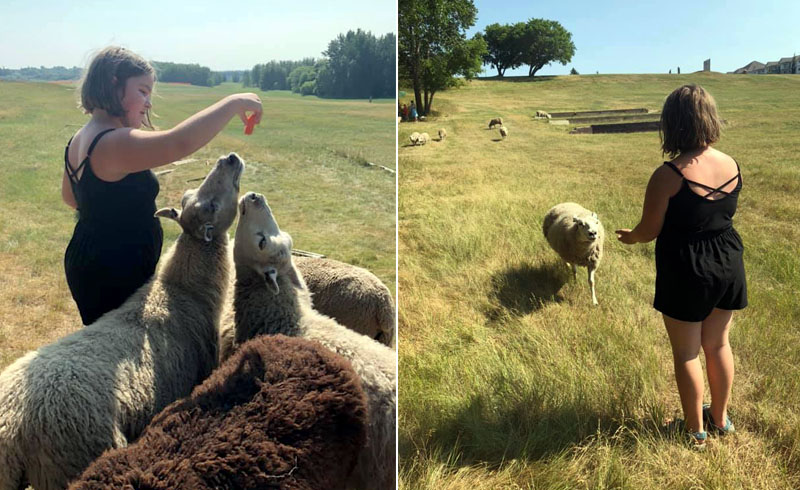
top-left (499, 126), bottom-right (508, 138)
top-left (219, 254), bottom-right (396, 361)
top-left (536, 110), bottom-right (551, 119)
top-left (438, 128), bottom-right (447, 141)
top-left (488, 117), bottom-right (503, 128)
top-left (0, 153), bottom-right (244, 490)
top-left (232, 191), bottom-right (397, 490)
top-left (417, 132), bottom-right (430, 145)
top-left (70, 334), bottom-right (368, 490)
top-left (409, 132), bottom-right (420, 146)
top-left (542, 202), bottom-right (604, 305)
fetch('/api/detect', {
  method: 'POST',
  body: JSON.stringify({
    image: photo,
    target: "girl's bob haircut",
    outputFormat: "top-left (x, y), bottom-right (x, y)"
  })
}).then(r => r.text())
top-left (77, 46), bottom-right (156, 129)
top-left (659, 84), bottom-right (722, 159)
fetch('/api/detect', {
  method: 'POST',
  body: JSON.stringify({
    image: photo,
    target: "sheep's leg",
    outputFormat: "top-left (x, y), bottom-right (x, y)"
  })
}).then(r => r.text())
top-left (588, 266), bottom-right (598, 305)
top-left (567, 262), bottom-right (577, 281)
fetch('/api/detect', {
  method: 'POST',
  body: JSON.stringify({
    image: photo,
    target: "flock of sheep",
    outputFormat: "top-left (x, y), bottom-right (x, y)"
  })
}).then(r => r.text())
top-left (0, 153), bottom-right (396, 490)
top-left (403, 110), bottom-right (605, 306)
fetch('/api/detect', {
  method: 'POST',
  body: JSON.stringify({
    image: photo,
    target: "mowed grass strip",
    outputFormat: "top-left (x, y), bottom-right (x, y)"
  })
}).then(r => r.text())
top-left (0, 80), bottom-right (396, 368)
top-left (399, 73), bottom-right (800, 489)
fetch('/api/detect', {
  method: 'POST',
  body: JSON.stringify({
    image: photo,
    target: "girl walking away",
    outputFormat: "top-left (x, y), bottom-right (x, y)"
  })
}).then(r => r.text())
top-left (63, 46), bottom-right (262, 325)
top-left (616, 85), bottom-right (746, 451)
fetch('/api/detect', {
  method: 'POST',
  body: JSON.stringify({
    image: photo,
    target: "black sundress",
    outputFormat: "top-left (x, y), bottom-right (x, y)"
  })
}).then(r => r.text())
top-left (654, 160), bottom-right (748, 322)
top-left (64, 128), bottom-right (163, 325)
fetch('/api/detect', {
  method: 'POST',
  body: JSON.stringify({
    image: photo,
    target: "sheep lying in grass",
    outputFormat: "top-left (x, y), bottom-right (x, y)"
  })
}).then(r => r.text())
top-left (409, 132), bottom-right (420, 145)
top-left (542, 202), bottom-right (605, 305)
top-left (232, 191), bottom-right (397, 490)
top-left (0, 153), bottom-right (244, 490)
top-left (70, 334), bottom-right (368, 490)
top-left (438, 128), bottom-right (447, 141)
top-left (536, 110), bottom-right (551, 119)
top-left (489, 117), bottom-right (503, 128)
top-left (499, 126), bottom-right (508, 138)
top-left (219, 255), bottom-right (396, 360)
top-left (417, 132), bottom-right (430, 145)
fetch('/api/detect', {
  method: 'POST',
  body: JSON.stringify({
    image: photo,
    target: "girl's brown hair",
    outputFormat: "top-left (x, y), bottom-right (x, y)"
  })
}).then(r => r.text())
top-left (78, 46), bottom-right (156, 129)
top-left (659, 84), bottom-right (722, 159)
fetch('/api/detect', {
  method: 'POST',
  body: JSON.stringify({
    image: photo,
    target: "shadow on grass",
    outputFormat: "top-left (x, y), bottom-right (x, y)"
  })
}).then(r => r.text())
top-left (478, 75), bottom-right (557, 83)
top-left (486, 262), bottom-right (567, 320)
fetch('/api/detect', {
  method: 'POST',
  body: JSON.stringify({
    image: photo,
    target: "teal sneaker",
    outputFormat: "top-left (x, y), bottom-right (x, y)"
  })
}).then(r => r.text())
top-left (703, 404), bottom-right (735, 436)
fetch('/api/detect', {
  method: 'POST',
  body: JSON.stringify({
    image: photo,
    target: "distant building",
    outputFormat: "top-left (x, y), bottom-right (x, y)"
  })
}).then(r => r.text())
top-left (732, 61), bottom-right (765, 74)
top-left (778, 56), bottom-right (799, 74)
top-left (703, 59), bottom-right (711, 71)
top-left (765, 61), bottom-right (781, 74)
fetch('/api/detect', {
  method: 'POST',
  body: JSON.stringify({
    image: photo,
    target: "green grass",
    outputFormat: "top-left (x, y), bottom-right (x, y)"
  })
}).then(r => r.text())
top-left (399, 73), bottom-right (800, 489)
top-left (0, 81), bottom-right (395, 368)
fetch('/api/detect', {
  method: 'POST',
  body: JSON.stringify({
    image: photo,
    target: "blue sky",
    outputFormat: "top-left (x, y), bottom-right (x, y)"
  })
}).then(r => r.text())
top-left (467, 0), bottom-right (800, 75)
top-left (0, 0), bottom-right (396, 71)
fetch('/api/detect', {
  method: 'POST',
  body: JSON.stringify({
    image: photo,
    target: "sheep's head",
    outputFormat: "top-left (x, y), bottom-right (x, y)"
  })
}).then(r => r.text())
top-left (234, 192), bottom-right (304, 295)
top-left (573, 213), bottom-right (601, 242)
top-left (155, 152), bottom-right (244, 242)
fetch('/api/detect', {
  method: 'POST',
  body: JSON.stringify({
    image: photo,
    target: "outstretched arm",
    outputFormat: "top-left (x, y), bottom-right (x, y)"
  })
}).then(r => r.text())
top-left (93, 93), bottom-right (262, 177)
top-left (616, 166), bottom-right (679, 244)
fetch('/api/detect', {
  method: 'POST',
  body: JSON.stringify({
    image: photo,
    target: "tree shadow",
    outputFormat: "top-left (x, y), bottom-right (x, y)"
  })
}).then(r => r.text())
top-left (486, 262), bottom-right (567, 321)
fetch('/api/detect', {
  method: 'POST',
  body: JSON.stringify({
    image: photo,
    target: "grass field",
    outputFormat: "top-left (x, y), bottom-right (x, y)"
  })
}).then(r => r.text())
top-left (0, 81), bottom-right (396, 369)
top-left (398, 73), bottom-right (800, 489)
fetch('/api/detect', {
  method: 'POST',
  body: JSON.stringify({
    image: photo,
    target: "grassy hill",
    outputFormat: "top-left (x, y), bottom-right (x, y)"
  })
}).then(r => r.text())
top-left (0, 81), bottom-right (396, 368)
top-left (398, 73), bottom-right (800, 489)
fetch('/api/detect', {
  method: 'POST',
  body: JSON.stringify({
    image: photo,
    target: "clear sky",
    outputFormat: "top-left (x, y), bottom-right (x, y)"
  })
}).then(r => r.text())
top-left (467, 0), bottom-right (800, 76)
top-left (0, 0), bottom-right (396, 71)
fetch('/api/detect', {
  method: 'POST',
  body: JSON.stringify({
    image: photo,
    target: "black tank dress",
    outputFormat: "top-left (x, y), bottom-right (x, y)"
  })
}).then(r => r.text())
top-left (654, 161), bottom-right (748, 322)
top-left (64, 128), bottom-right (163, 325)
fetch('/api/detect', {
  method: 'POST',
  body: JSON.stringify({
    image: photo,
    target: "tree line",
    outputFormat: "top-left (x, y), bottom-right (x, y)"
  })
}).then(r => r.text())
top-left (243, 29), bottom-right (396, 99)
top-left (399, 0), bottom-right (575, 115)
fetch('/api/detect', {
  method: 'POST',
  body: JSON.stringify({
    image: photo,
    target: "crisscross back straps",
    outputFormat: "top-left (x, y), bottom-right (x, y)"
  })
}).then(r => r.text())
top-left (64, 128), bottom-right (116, 185)
top-left (662, 160), bottom-right (741, 198)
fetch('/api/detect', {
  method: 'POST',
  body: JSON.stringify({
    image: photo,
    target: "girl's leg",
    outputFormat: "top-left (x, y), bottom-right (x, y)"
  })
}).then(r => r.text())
top-left (701, 308), bottom-right (734, 426)
top-left (663, 314), bottom-right (704, 432)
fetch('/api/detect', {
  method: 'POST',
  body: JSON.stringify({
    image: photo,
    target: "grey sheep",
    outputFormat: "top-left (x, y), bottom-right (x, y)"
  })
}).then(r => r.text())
top-left (438, 128), bottom-right (447, 141)
top-left (0, 154), bottom-right (245, 490)
top-left (232, 191), bottom-right (397, 490)
top-left (542, 202), bottom-right (605, 305)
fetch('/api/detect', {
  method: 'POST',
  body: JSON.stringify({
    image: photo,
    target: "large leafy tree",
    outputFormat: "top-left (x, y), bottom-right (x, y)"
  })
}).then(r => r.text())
top-left (481, 22), bottom-right (526, 77)
top-left (519, 18), bottom-right (575, 77)
top-left (399, 0), bottom-right (487, 115)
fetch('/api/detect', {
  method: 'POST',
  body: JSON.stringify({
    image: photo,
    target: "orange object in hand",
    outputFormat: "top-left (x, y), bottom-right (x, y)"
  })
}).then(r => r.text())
top-left (244, 114), bottom-right (257, 135)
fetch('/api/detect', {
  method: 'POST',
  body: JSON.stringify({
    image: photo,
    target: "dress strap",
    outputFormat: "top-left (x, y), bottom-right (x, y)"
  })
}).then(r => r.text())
top-left (64, 135), bottom-right (84, 185)
top-left (87, 128), bottom-right (116, 157)
top-left (663, 161), bottom-right (683, 176)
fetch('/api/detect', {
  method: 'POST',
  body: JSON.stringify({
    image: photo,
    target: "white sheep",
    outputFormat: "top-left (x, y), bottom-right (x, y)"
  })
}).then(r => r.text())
top-left (488, 117), bottom-right (503, 128)
top-left (438, 128), bottom-right (447, 141)
top-left (542, 202), bottom-right (604, 305)
top-left (232, 191), bottom-right (396, 490)
top-left (499, 126), bottom-right (508, 138)
top-left (417, 132), bottom-right (430, 145)
top-left (536, 110), bottom-right (551, 119)
top-left (0, 153), bottom-right (244, 490)
top-left (218, 254), bottom-right (396, 361)
top-left (409, 132), bottom-right (420, 146)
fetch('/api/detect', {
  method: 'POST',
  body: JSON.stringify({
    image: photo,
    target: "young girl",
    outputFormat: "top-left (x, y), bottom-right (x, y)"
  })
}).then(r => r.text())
top-left (616, 84), bottom-right (746, 450)
top-left (63, 46), bottom-right (262, 325)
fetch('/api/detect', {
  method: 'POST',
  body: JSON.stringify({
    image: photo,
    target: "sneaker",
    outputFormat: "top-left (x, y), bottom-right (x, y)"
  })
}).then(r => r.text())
top-left (702, 404), bottom-right (735, 436)
top-left (665, 419), bottom-right (708, 451)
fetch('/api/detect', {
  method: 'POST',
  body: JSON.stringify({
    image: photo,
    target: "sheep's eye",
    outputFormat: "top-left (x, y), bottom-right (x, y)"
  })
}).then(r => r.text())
top-left (257, 232), bottom-right (267, 250)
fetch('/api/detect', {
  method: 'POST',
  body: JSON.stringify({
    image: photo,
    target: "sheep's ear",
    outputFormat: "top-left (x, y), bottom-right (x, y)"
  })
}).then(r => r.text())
top-left (286, 263), bottom-right (305, 290)
top-left (592, 212), bottom-right (598, 220)
top-left (262, 267), bottom-right (280, 294)
top-left (155, 208), bottom-right (180, 222)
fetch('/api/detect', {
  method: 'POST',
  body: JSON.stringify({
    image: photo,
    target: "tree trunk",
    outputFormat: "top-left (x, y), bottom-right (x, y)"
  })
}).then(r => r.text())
top-left (497, 66), bottom-right (503, 77)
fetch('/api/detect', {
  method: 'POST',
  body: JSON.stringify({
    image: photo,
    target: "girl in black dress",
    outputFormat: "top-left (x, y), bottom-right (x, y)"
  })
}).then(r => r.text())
top-left (616, 85), bottom-right (746, 450)
top-left (63, 46), bottom-right (262, 325)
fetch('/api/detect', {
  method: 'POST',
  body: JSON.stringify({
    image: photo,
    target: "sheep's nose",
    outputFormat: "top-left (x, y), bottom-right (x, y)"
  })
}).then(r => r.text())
top-left (227, 153), bottom-right (239, 165)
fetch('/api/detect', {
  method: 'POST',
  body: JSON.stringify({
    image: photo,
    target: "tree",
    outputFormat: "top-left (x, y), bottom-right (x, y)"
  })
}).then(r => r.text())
top-left (399, 0), bottom-right (487, 115)
top-left (519, 18), bottom-right (575, 77)
top-left (481, 22), bottom-right (525, 77)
